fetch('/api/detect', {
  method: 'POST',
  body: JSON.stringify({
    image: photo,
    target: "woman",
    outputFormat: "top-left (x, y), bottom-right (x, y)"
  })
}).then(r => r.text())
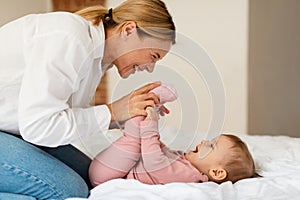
top-left (0, 0), bottom-right (176, 199)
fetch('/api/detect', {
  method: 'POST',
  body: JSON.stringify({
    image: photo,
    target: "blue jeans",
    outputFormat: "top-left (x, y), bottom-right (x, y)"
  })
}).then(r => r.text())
top-left (0, 131), bottom-right (90, 199)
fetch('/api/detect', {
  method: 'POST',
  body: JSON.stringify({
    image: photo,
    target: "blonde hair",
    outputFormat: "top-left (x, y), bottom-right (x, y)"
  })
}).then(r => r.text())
top-left (221, 134), bottom-right (255, 183)
top-left (75, 0), bottom-right (175, 44)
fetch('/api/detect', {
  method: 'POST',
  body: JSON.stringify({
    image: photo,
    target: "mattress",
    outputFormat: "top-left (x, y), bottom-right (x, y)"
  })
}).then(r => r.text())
top-left (68, 130), bottom-right (300, 200)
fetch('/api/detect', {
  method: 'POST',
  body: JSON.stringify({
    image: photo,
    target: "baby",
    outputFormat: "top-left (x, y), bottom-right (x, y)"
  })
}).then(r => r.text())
top-left (89, 83), bottom-right (255, 186)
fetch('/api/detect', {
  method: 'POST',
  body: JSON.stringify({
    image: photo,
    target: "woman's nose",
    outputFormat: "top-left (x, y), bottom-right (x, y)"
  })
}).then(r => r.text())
top-left (146, 63), bottom-right (155, 73)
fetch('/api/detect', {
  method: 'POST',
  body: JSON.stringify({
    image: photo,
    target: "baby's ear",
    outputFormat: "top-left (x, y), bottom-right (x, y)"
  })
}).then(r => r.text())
top-left (208, 168), bottom-right (227, 182)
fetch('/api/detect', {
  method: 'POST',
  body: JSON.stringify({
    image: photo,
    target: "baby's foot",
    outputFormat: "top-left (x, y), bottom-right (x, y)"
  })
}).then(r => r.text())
top-left (150, 83), bottom-right (177, 104)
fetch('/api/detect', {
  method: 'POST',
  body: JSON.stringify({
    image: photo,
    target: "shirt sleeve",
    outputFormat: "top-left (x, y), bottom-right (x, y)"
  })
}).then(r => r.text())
top-left (19, 31), bottom-right (110, 147)
top-left (89, 117), bottom-right (143, 186)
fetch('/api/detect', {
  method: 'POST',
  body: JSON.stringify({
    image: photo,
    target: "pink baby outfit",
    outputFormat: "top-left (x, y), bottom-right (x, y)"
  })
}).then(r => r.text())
top-left (89, 83), bottom-right (208, 186)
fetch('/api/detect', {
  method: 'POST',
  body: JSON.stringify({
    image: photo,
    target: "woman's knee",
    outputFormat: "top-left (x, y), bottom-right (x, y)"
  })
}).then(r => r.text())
top-left (0, 132), bottom-right (89, 199)
top-left (61, 175), bottom-right (89, 199)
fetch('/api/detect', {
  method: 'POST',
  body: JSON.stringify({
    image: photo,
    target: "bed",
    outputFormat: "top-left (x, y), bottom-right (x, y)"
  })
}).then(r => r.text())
top-left (69, 129), bottom-right (300, 200)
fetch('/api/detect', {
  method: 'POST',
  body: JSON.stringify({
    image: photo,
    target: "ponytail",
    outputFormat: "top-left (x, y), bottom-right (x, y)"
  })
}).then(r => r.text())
top-left (75, 0), bottom-right (175, 44)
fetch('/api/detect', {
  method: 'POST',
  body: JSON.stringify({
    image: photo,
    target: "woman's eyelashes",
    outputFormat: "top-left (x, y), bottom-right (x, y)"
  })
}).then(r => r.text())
top-left (150, 52), bottom-right (160, 63)
top-left (151, 54), bottom-right (158, 61)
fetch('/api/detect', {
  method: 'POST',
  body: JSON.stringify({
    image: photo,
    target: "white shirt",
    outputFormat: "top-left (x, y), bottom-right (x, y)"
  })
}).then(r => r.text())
top-left (0, 12), bottom-right (111, 147)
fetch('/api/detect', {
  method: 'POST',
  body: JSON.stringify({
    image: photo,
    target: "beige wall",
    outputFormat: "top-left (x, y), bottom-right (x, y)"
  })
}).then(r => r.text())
top-left (248, 0), bottom-right (300, 137)
top-left (0, 0), bottom-right (250, 135)
top-left (106, 0), bottom-right (249, 134)
top-left (0, 0), bottom-right (52, 26)
top-left (2, 1), bottom-right (298, 137)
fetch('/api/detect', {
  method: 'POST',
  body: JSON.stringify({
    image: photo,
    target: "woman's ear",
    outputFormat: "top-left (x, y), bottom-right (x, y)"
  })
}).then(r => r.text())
top-left (120, 21), bottom-right (137, 38)
top-left (208, 168), bottom-right (227, 182)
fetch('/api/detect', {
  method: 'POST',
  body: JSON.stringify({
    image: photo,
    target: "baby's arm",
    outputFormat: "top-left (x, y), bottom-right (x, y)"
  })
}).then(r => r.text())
top-left (140, 107), bottom-right (179, 173)
top-left (138, 83), bottom-right (179, 171)
top-left (89, 116), bottom-right (143, 187)
top-left (140, 107), bottom-right (208, 184)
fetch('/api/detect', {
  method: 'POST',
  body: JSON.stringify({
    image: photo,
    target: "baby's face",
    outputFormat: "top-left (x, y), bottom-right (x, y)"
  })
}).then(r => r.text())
top-left (185, 135), bottom-right (232, 174)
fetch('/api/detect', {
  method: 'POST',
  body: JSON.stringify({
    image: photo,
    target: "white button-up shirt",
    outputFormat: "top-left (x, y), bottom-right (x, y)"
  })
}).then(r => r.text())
top-left (0, 12), bottom-right (111, 147)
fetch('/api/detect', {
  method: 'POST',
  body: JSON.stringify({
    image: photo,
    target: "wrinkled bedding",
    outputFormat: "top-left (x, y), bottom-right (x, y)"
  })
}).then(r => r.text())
top-left (68, 131), bottom-right (300, 200)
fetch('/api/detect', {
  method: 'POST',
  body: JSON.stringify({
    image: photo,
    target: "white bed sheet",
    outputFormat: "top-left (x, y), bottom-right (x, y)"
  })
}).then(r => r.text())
top-left (68, 131), bottom-right (300, 200)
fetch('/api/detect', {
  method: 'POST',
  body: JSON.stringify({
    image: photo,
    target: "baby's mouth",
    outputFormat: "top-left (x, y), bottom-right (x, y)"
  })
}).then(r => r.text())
top-left (192, 147), bottom-right (199, 153)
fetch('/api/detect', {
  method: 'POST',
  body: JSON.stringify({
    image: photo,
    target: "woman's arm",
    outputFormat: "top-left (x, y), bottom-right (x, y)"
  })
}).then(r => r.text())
top-left (19, 29), bottom-right (112, 147)
top-left (107, 82), bottom-right (166, 122)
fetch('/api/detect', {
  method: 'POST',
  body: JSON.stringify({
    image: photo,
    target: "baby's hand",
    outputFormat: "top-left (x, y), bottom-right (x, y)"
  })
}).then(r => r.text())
top-left (145, 106), bottom-right (159, 121)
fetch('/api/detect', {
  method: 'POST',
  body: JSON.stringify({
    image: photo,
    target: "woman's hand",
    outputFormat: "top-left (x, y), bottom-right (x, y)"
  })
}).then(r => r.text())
top-left (107, 82), bottom-right (169, 122)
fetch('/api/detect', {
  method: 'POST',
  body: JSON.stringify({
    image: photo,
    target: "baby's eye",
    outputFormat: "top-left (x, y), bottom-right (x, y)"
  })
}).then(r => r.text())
top-left (209, 143), bottom-right (215, 148)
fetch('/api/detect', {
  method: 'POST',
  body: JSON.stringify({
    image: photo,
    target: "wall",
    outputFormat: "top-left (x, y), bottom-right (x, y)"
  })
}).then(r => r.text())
top-left (106, 0), bottom-right (249, 135)
top-left (0, 0), bottom-right (249, 135)
top-left (248, 0), bottom-right (300, 137)
top-left (2, 0), bottom-right (298, 138)
top-left (0, 0), bottom-right (52, 26)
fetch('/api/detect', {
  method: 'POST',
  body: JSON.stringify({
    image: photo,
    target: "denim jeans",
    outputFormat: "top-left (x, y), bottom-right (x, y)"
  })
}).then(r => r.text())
top-left (0, 193), bottom-right (36, 200)
top-left (0, 131), bottom-right (90, 200)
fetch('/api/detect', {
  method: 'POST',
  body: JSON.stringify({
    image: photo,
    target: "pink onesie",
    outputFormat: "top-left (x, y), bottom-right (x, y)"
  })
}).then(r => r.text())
top-left (89, 83), bottom-right (208, 186)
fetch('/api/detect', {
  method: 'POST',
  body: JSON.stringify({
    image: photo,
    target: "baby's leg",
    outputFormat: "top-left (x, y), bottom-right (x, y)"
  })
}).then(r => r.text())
top-left (89, 116), bottom-right (143, 186)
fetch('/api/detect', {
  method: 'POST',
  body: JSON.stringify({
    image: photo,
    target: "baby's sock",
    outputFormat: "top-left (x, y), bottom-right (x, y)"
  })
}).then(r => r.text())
top-left (150, 82), bottom-right (178, 104)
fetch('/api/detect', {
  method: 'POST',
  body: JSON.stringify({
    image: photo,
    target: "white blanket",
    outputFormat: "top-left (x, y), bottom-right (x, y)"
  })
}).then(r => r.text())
top-left (68, 133), bottom-right (300, 200)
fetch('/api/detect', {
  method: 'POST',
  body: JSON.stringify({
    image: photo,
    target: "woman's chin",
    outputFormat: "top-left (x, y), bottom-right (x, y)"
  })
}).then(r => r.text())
top-left (121, 74), bottom-right (130, 79)
top-left (121, 69), bottom-right (135, 79)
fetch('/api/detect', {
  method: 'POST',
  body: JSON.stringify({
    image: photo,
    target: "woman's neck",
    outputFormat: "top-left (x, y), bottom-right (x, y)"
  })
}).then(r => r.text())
top-left (102, 28), bottom-right (121, 66)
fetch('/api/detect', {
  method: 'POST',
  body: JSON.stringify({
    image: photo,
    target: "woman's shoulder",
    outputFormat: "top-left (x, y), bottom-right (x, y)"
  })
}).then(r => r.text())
top-left (25, 12), bottom-right (92, 43)
top-left (39, 12), bottom-right (86, 25)
top-left (40, 12), bottom-right (88, 32)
